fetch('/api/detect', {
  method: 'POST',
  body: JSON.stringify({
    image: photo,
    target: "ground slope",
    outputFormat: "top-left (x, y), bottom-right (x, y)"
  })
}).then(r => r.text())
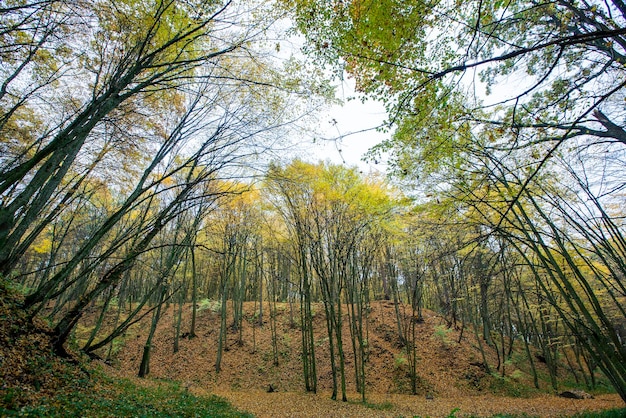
top-left (113, 301), bottom-right (494, 396)
top-left (107, 300), bottom-right (624, 417)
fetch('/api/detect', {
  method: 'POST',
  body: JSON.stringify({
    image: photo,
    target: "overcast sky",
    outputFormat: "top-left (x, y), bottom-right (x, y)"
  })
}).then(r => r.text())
top-left (309, 78), bottom-right (389, 173)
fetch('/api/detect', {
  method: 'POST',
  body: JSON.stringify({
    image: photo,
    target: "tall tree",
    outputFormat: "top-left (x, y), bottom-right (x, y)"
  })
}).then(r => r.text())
top-left (267, 160), bottom-right (399, 400)
top-left (1, 0), bottom-right (325, 276)
top-left (288, 0), bottom-right (626, 400)
top-left (3, 0), bottom-right (328, 355)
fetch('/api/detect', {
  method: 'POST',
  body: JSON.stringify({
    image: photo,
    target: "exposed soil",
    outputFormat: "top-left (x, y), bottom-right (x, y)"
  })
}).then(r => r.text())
top-left (104, 299), bottom-right (625, 417)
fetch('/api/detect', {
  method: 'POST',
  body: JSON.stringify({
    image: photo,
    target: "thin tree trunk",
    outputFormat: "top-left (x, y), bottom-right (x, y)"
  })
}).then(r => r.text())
top-left (190, 246), bottom-right (198, 339)
top-left (138, 285), bottom-right (167, 378)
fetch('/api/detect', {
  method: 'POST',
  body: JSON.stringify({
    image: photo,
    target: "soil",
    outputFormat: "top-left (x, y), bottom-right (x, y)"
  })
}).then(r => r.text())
top-left (104, 299), bottom-right (625, 417)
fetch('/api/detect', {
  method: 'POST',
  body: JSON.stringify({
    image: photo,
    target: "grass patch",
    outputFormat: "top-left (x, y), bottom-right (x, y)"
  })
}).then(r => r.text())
top-left (197, 298), bottom-right (222, 313)
top-left (358, 400), bottom-right (394, 411)
top-left (394, 351), bottom-right (408, 369)
top-left (414, 407), bottom-right (464, 418)
top-left (1, 370), bottom-right (252, 417)
top-left (458, 410), bottom-right (626, 418)
top-left (568, 409), bottom-right (626, 418)
top-left (433, 324), bottom-right (454, 348)
top-left (487, 373), bottom-right (539, 398)
top-left (558, 376), bottom-right (617, 396)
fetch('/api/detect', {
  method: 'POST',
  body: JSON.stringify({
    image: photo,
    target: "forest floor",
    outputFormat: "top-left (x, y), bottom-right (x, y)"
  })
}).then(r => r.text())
top-left (102, 299), bottom-right (625, 417)
top-left (1, 278), bottom-right (624, 417)
top-left (206, 390), bottom-right (623, 418)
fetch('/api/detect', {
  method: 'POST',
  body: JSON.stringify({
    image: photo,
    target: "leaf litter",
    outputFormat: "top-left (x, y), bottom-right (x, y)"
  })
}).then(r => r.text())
top-left (104, 300), bottom-right (624, 417)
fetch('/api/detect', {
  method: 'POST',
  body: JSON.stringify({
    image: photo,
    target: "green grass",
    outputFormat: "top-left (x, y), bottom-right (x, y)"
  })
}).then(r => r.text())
top-left (486, 373), bottom-right (540, 398)
top-left (567, 409), bottom-right (626, 418)
top-left (458, 409), bottom-right (626, 418)
top-left (1, 372), bottom-right (252, 417)
top-left (358, 400), bottom-right (395, 411)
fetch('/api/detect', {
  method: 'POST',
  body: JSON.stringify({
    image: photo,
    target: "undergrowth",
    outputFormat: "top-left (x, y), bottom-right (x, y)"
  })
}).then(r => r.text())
top-left (567, 409), bottom-right (626, 418)
top-left (457, 408), bottom-right (626, 418)
top-left (1, 370), bottom-right (252, 417)
top-left (487, 373), bottom-right (540, 398)
top-left (356, 399), bottom-right (395, 411)
top-left (0, 279), bottom-right (250, 417)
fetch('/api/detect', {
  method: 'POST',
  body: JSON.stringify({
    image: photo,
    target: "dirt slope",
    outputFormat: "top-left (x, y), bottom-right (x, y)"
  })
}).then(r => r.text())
top-left (0, 284), bottom-right (89, 410)
top-left (107, 300), bottom-right (624, 417)
top-left (112, 301), bottom-right (496, 396)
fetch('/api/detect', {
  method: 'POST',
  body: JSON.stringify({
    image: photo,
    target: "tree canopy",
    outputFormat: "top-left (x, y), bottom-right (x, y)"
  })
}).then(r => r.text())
top-left (2, 0), bottom-right (626, 406)
top-left (286, 0), bottom-right (626, 177)
top-left (286, 0), bottom-right (626, 401)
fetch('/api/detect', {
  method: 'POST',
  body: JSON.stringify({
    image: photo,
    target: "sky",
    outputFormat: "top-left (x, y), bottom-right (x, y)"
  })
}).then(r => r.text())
top-left (307, 78), bottom-right (390, 173)
top-left (271, 25), bottom-right (390, 174)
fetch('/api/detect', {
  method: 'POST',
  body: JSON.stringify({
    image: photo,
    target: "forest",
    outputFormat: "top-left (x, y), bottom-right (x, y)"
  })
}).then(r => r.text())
top-left (1, 0), bottom-right (625, 416)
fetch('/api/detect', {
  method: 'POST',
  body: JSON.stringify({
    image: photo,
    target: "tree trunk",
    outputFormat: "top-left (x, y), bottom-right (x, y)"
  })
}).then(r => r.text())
top-left (138, 285), bottom-right (167, 378)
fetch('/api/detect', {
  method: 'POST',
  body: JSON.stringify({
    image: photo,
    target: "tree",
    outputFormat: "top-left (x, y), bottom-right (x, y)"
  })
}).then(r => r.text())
top-left (1, 0), bottom-right (323, 275)
top-left (3, 0), bottom-right (327, 356)
top-left (204, 183), bottom-right (259, 373)
top-left (265, 161), bottom-right (320, 393)
top-left (267, 160), bottom-right (399, 401)
top-left (1, 1), bottom-right (230, 269)
top-left (288, 0), bottom-right (626, 400)
top-left (287, 0), bottom-right (626, 158)
top-left (440, 138), bottom-right (626, 399)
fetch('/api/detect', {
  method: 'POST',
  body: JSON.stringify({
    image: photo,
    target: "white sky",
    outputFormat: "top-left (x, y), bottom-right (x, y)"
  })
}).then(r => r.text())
top-left (307, 78), bottom-right (390, 174)
top-left (270, 26), bottom-right (390, 174)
